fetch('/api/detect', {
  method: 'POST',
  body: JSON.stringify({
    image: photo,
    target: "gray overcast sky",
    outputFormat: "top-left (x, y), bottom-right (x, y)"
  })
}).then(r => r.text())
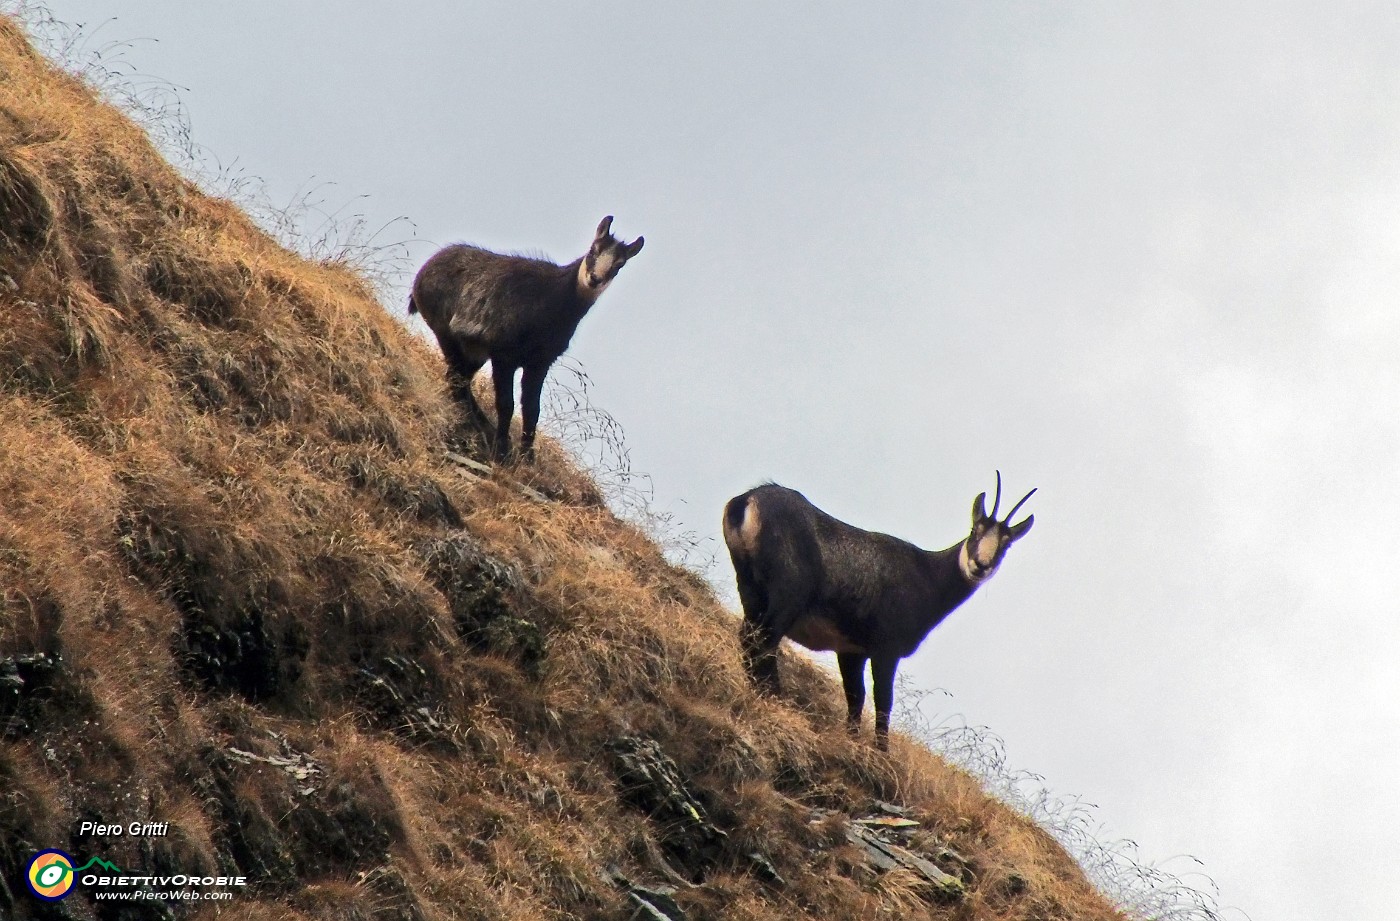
top-left (30, 3), bottom-right (1400, 918)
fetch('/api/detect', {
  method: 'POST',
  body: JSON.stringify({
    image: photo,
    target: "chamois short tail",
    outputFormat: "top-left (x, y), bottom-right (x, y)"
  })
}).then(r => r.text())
top-left (723, 496), bottom-right (747, 535)
top-left (407, 293), bottom-right (418, 315)
top-left (722, 494), bottom-right (761, 557)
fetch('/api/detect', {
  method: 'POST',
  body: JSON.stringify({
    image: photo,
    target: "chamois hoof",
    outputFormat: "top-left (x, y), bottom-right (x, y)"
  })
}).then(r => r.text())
top-left (445, 426), bottom-right (491, 462)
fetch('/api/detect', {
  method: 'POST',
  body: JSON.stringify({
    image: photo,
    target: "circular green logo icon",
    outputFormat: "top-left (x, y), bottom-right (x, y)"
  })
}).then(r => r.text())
top-left (26, 850), bottom-right (77, 901)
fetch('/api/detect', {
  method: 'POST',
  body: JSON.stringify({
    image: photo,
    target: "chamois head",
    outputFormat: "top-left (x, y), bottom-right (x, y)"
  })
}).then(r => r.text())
top-left (580, 215), bottom-right (644, 295)
top-left (960, 471), bottom-right (1035, 583)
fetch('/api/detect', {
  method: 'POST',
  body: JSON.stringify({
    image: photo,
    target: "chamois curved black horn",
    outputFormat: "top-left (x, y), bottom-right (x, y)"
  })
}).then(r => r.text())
top-left (1004, 487), bottom-right (1038, 524)
top-left (990, 470), bottom-right (1002, 521)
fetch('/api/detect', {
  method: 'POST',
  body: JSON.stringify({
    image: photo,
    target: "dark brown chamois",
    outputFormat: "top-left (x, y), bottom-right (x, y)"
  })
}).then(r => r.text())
top-left (722, 473), bottom-right (1036, 750)
top-left (409, 216), bottom-right (644, 461)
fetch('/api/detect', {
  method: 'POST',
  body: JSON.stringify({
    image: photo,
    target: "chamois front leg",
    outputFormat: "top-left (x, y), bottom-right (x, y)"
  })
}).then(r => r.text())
top-left (871, 656), bottom-right (899, 752)
top-left (837, 653), bottom-right (868, 735)
top-left (519, 363), bottom-right (549, 462)
top-left (490, 362), bottom-right (518, 462)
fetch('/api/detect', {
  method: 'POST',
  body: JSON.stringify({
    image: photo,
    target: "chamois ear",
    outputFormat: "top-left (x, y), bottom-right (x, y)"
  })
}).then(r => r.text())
top-left (595, 215), bottom-right (614, 239)
top-left (972, 492), bottom-right (988, 525)
top-left (1007, 514), bottom-right (1034, 541)
top-left (624, 236), bottom-right (644, 257)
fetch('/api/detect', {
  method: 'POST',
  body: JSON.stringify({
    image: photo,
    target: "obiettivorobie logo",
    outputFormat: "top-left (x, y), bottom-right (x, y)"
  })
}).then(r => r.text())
top-left (25, 850), bottom-right (122, 901)
top-left (24, 849), bottom-right (246, 903)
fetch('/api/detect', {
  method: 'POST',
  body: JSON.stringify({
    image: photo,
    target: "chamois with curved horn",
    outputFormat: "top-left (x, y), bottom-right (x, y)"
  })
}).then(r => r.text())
top-left (409, 216), bottom-right (644, 461)
top-left (722, 473), bottom-right (1036, 750)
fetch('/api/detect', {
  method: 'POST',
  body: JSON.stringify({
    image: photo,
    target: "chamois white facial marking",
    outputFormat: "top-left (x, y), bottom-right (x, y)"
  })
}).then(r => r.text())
top-left (582, 248), bottom-right (618, 293)
top-left (958, 539), bottom-right (998, 583)
top-left (961, 472), bottom-right (1037, 583)
top-left (974, 530), bottom-right (1002, 567)
top-left (577, 216), bottom-right (642, 298)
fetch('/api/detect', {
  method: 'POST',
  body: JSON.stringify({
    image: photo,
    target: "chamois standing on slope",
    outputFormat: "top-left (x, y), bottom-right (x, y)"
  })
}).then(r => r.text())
top-left (723, 473), bottom-right (1036, 750)
top-left (409, 216), bottom-right (644, 461)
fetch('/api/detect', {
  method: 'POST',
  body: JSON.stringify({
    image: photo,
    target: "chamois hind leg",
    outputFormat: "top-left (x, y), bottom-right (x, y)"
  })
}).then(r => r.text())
top-left (739, 615), bottom-right (783, 695)
top-left (731, 568), bottom-right (780, 692)
top-left (490, 361), bottom-right (519, 462)
top-left (437, 335), bottom-right (490, 430)
top-left (518, 363), bottom-right (549, 462)
top-left (837, 653), bottom-right (868, 735)
top-left (871, 656), bottom-right (899, 752)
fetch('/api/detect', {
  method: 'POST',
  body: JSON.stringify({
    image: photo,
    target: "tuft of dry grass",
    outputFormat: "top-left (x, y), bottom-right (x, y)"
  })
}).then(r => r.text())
top-left (0, 10), bottom-right (1144, 921)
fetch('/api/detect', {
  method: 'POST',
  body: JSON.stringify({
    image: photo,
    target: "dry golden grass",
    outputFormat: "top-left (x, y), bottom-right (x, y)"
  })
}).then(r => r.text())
top-left (0, 13), bottom-right (1129, 920)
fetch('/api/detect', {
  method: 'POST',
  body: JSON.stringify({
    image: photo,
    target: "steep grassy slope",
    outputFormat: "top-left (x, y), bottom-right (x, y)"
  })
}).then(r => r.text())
top-left (0, 16), bottom-right (1127, 920)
